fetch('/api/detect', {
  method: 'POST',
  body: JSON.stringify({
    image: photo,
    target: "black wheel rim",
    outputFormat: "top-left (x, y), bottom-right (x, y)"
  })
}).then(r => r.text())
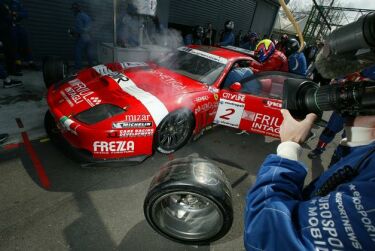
top-left (158, 112), bottom-right (191, 150)
top-left (151, 191), bottom-right (224, 241)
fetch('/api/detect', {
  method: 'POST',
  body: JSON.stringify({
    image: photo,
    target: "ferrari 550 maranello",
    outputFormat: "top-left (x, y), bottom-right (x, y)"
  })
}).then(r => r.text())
top-left (44, 45), bottom-right (305, 164)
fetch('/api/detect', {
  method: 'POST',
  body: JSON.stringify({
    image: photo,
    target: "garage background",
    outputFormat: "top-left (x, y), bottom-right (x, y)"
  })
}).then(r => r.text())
top-left (22, 0), bottom-right (281, 60)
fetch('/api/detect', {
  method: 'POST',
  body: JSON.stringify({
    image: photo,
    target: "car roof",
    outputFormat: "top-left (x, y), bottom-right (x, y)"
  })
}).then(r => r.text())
top-left (189, 45), bottom-right (253, 61)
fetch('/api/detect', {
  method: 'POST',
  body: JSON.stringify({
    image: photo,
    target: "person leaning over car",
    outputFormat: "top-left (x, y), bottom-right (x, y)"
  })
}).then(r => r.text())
top-left (250, 39), bottom-right (289, 73)
top-left (244, 109), bottom-right (375, 250)
top-left (222, 63), bottom-right (261, 94)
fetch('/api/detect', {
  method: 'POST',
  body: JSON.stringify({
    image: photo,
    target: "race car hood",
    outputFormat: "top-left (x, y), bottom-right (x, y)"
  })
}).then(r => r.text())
top-left (47, 64), bottom-right (208, 121)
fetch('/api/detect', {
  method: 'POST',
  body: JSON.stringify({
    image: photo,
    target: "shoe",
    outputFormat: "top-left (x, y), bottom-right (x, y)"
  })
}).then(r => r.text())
top-left (308, 148), bottom-right (324, 159)
top-left (3, 79), bottom-right (23, 88)
top-left (0, 133), bottom-right (9, 145)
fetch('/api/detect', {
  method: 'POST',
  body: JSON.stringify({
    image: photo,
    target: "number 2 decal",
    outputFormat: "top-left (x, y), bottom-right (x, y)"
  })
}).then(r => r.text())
top-left (219, 108), bottom-right (235, 120)
top-left (214, 99), bottom-right (245, 128)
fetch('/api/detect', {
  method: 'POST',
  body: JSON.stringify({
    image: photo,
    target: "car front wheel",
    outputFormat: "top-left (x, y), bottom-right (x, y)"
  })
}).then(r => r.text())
top-left (155, 109), bottom-right (194, 154)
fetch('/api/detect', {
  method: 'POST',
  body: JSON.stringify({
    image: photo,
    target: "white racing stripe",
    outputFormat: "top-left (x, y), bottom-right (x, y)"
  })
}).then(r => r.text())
top-left (109, 73), bottom-right (169, 126)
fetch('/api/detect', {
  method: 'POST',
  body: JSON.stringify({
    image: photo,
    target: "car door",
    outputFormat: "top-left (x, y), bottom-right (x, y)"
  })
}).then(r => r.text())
top-left (214, 72), bottom-right (298, 138)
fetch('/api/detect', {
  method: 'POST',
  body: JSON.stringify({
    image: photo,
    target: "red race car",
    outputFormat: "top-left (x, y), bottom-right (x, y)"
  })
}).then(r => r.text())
top-left (44, 45), bottom-right (305, 164)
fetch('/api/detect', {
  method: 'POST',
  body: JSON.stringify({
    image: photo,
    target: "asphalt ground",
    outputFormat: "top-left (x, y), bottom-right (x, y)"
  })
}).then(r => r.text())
top-left (0, 70), bottom-right (339, 251)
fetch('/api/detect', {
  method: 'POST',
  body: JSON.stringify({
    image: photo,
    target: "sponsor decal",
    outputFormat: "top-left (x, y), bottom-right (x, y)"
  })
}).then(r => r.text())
top-left (108, 72), bottom-right (169, 126)
top-left (63, 78), bottom-right (101, 107)
top-left (244, 111), bottom-right (281, 134)
top-left (208, 86), bottom-right (219, 94)
top-left (214, 93), bottom-right (219, 101)
top-left (195, 102), bottom-right (219, 114)
top-left (151, 70), bottom-right (187, 90)
top-left (120, 62), bottom-right (148, 69)
top-left (124, 114), bottom-right (151, 121)
top-left (108, 129), bottom-right (154, 138)
top-left (93, 141), bottom-right (135, 154)
top-left (214, 99), bottom-right (245, 128)
top-left (263, 99), bottom-right (282, 109)
top-left (194, 96), bottom-right (209, 103)
top-left (222, 92), bottom-right (246, 103)
top-left (93, 64), bottom-right (113, 76)
top-left (178, 47), bottom-right (228, 64)
top-left (113, 121), bottom-right (153, 129)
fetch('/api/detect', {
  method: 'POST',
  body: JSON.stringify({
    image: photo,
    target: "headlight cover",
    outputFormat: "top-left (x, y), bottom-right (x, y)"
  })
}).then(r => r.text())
top-left (75, 104), bottom-right (124, 125)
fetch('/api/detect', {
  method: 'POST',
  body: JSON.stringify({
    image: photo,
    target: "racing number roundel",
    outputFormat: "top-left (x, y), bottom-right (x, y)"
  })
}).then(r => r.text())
top-left (214, 99), bottom-right (245, 128)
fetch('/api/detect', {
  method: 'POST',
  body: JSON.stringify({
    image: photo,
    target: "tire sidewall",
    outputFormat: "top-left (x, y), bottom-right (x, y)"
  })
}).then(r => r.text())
top-left (43, 56), bottom-right (67, 89)
top-left (154, 109), bottom-right (194, 154)
top-left (144, 183), bottom-right (233, 244)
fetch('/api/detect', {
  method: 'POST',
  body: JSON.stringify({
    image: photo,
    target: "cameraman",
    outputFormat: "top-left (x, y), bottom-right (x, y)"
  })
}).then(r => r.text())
top-left (244, 110), bottom-right (375, 250)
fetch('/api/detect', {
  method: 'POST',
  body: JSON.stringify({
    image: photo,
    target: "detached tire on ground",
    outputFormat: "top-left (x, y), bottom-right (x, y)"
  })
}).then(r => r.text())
top-left (144, 156), bottom-right (233, 245)
top-left (154, 109), bottom-right (194, 154)
top-left (43, 56), bottom-right (68, 89)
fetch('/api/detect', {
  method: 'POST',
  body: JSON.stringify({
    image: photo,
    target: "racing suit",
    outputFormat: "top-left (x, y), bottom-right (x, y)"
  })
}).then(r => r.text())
top-left (10, 0), bottom-right (32, 65)
top-left (288, 51), bottom-right (307, 76)
top-left (251, 50), bottom-right (289, 73)
top-left (244, 128), bottom-right (375, 251)
top-left (361, 65), bottom-right (375, 80)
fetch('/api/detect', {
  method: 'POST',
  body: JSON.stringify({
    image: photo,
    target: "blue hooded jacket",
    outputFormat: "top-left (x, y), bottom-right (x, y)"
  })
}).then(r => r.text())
top-left (288, 52), bottom-right (307, 76)
top-left (245, 142), bottom-right (375, 250)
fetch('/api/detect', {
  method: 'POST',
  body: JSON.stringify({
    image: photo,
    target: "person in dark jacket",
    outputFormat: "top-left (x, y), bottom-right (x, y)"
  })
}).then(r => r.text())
top-left (10, 0), bottom-right (36, 69)
top-left (70, 2), bottom-right (94, 70)
top-left (245, 108), bottom-right (375, 251)
top-left (286, 38), bottom-right (307, 76)
top-left (218, 20), bottom-right (235, 46)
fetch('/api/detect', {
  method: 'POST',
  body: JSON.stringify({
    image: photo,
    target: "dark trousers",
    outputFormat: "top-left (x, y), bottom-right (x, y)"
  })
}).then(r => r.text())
top-left (0, 27), bottom-right (17, 74)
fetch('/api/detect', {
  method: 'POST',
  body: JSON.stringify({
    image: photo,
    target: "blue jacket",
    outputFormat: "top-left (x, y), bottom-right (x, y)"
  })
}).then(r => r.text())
top-left (223, 67), bottom-right (260, 94)
top-left (288, 52), bottom-right (307, 76)
top-left (245, 142), bottom-right (375, 251)
top-left (362, 65), bottom-right (375, 80)
top-left (219, 31), bottom-right (235, 46)
top-left (74, 11), bottom-right (92, 37)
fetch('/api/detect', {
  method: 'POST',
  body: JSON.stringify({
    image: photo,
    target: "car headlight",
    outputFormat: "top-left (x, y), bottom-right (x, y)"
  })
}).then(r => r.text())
top-left (75, 104), bottom-right (124, 125)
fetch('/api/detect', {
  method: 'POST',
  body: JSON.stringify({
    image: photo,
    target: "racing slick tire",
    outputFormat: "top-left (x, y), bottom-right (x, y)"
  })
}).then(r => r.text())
top-left (43, 56), bottom-right (68, 89)
top-left (154, 109), bottom-right (194, 154)
top-left (144, 156), bottom-right (233, 245)
top-left (44, 110), bottom-right (60, 143)
top-left (44, 110), bottom-right (82, 163)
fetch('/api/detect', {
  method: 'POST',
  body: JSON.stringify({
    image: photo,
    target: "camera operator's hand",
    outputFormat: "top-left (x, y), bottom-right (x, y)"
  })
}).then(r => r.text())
top-left (280, 109), bottom-right (317, 144)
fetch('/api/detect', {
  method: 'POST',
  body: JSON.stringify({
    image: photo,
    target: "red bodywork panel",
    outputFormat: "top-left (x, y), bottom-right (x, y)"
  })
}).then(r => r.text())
top-left (46, 46), bottom-right (287, 161)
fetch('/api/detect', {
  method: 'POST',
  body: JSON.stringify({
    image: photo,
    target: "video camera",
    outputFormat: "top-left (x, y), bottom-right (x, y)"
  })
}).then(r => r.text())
top-left (283, 12), bottom-right (375, 118)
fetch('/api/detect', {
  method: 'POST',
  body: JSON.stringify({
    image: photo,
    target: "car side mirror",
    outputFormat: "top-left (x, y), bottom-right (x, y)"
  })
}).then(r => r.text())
top-left (229, 82), bottom-right (241, 92)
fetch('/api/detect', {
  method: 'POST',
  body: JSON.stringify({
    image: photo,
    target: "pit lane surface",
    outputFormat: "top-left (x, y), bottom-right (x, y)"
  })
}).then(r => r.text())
top-left (0, 71), bottom-right (336, 251)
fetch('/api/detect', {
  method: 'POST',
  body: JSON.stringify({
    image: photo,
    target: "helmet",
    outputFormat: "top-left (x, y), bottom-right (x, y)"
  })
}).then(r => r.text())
top-left (285, 38), bottom-right (300, 56)
top-left (255, 39), bottom-right (275, 63)
top-left (224, 20), bottom-right (234, 31)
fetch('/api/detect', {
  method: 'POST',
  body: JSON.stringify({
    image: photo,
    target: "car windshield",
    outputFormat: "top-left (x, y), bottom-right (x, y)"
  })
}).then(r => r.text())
top-left (157, 48), bottom-right (227, 85)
